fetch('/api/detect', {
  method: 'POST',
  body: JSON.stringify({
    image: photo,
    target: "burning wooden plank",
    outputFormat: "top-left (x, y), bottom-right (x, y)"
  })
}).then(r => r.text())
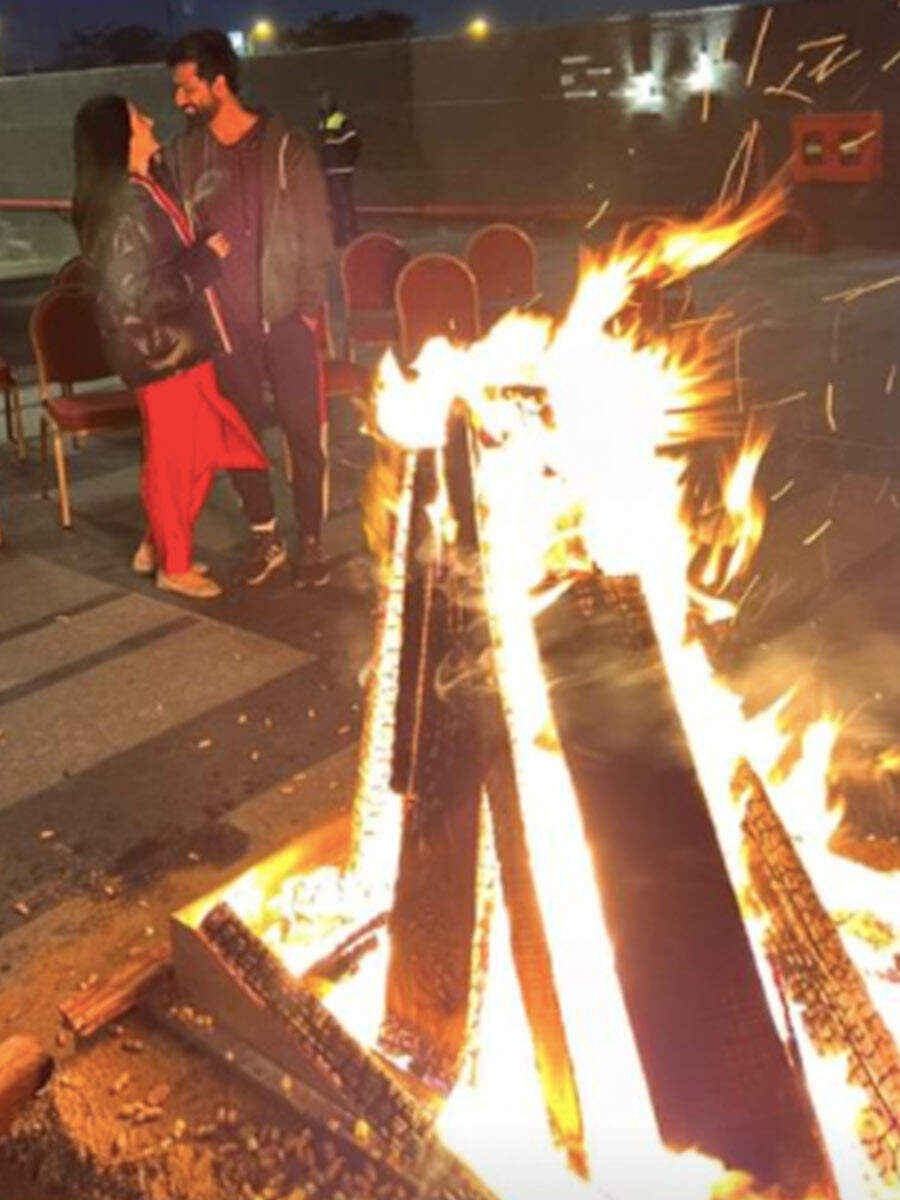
top-left (734, 760), bottom-right (900, 1184)
top-left (382, 426), bottom-right (591, 1174)
top-left (195, 900), bottom-right (433, 1169)
top-left (380, 444), bottom-right (485, 1092)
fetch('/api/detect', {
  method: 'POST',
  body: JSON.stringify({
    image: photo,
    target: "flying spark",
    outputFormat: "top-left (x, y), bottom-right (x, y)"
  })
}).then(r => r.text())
top-left (823, 274), bottom-right (900, 303)
top-left (770, 479), bottom-right (796, 501)
top-left (583, 199), bottom-right (610, 231)
top-left (752, 390), bottom-right (807, 410)
top-left (746, 6), bottom-right (774, 86)
top-left (802, 518), bottom-right (834, 546)
top-left (824, 382), bottom-right (837, 432)
top-left (764, 61), bottom-right (813, 104)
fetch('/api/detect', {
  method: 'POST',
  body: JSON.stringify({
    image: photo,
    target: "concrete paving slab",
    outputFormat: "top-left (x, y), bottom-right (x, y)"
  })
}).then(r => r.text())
top-left (0, 558), bottom-right (313, 812)
top-left (0, 590), bottom-right (192, 696)
top-left (0, 553), bottom-right (117, 635)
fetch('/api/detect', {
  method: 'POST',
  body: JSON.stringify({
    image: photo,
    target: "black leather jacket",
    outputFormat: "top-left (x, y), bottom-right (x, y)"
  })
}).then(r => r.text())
top-left (94, 175), bottom-right (226, 388)
top-left (164, 112), bottom-right (333, 327)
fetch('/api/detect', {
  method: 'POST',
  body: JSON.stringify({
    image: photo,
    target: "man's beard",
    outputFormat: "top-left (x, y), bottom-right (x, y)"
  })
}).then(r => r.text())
top-left (182, 105), bottom-right (215, 128)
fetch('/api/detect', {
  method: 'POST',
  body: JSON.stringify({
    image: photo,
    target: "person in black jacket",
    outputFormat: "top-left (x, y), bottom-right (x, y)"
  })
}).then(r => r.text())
top-left (73, 93), bottom-right (268, 600)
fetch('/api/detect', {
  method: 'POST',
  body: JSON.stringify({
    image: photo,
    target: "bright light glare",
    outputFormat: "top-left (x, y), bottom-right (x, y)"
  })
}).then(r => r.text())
top-left (628, 71), bottom-right (661, 110)
top-left (688, 50), bottom-right (716, 92)
top-left (467, 15), bottom-right (491, 39)
top-left (252, 18), bottom-right (275, 41)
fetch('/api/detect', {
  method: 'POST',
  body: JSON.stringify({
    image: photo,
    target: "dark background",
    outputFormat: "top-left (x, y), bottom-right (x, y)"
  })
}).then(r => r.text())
top-left (0, 0), bottom-right (895, 246)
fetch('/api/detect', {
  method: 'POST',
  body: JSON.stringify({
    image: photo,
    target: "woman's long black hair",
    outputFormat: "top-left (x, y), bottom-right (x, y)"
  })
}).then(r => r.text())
top-left (72, 94), bottom-right (131, 261)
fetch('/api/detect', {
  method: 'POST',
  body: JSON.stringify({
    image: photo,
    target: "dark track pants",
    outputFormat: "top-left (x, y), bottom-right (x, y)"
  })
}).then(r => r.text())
top-left (325, 171), bottom-right (359, 247)
top-left (214, 313), bottom-right (327, 539)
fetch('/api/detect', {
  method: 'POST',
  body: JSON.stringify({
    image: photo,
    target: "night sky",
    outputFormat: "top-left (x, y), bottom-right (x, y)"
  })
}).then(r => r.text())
top-left (3, 0), bottom-right (794, 69)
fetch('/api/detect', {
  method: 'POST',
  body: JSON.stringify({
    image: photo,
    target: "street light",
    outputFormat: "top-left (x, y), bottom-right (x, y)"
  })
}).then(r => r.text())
top-left (466, 16), bottom-right (491, 40)
top-left (250, 18), bottom-right (276, 51)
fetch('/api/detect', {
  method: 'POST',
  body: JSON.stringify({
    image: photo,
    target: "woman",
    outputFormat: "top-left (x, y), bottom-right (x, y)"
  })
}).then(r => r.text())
top-left (72, 94), bottom-right (268, 599)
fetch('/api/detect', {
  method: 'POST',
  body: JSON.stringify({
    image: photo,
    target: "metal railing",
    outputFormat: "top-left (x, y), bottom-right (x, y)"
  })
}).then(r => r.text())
top-left (0, 195), bottom-right (684, 224)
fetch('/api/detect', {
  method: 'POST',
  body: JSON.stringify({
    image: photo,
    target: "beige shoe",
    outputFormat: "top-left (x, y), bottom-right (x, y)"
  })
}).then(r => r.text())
top-left (132, 540), bottom-right (156, 575)
top-left (156, 569), bottom-right (222, 599)
top-left (133, 542), bottom-right (208, 576)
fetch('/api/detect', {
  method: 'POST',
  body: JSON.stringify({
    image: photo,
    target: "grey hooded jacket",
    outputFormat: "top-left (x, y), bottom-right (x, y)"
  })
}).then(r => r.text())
top-left (163, 112), bottom-right (334, 330)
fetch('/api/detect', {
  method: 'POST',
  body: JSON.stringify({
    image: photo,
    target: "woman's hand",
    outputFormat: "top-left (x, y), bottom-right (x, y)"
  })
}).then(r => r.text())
top-left (205, 233), bottom-right (230, 259)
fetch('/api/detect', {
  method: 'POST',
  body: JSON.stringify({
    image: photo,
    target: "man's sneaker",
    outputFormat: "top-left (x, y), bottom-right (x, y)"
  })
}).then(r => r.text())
top-left (234, 530), bottom-right (288, 587)
top-left (295, 535), bottom-right (331, 588)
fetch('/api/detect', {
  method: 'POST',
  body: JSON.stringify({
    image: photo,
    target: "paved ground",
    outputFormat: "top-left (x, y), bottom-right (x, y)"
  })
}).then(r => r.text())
top-left (0, 229), bottom-right (899, 1197)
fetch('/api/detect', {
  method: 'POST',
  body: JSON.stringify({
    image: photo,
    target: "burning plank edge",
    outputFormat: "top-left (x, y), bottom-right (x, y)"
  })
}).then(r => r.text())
top-left (170, 894), bottom-right (497, 1200)
top-left (203, 900), bottom-right (430, 1161)
top-left (733, 759), bottom-right (900, 1186)
top-left (141, 980), bottom-right (432, 1199)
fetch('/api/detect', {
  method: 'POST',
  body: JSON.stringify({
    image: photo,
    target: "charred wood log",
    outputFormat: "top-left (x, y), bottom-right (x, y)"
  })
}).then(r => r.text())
top-left (735, 759), bottom-right (900, 1183)
top-left (200, 902), bottom-right (433, 1169)
top-left (0, 1036), bottom-right (53, 1135)
top-left (59, 943), bottom-right (170, 1039)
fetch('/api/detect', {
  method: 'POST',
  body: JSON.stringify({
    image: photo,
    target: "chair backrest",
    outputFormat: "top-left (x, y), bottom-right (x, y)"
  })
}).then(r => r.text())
top-left (30, 285), bottom-right (112, 390)
top-left (54, 256), bottom-right (91, 290)
top-left (464, 223), bottom-right (537, 307)
top-left (395, 254), bottom-right (480, 362)
top-left (341, 232), bottom-right (409, 311)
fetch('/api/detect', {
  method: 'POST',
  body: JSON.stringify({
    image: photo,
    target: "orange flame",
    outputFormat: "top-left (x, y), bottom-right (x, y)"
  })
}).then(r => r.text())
top-left (218, 184), bottom-right (899, 1200)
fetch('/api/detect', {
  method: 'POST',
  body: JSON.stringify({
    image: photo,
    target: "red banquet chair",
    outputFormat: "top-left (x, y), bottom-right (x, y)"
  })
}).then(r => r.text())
top-left (464, 223), bottom-right (538, 328)
top-left (54, 255), bottom-right (92, 290)
top-left (340, 232), bottom-right (410, 360)
top-left (30, 286), bottom-right (139, 528)
top-left (395, 253), bottom-right (481, 363)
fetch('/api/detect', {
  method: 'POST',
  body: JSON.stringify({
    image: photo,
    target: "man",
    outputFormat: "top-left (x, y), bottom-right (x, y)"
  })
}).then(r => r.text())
top-left (316, 91), bottom-right (360, 247)
top-left (164, 29), bottom-right (334, 587)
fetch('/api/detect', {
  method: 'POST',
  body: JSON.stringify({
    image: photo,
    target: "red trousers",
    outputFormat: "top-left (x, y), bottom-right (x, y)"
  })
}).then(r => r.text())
top-left (138, 361), bottom-right (267, 574)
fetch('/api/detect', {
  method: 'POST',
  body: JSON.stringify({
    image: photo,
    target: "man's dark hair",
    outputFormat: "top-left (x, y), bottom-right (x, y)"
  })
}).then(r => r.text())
top-left (166, 29), bottom-right (240, 93)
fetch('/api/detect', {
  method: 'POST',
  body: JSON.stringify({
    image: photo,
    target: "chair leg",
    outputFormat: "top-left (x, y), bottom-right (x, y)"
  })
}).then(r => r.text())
top-left (3, 387), bottom-right (11, 442)
top-left (281, 430), bottom-right (294, 484)
top-left (10, 384), bottom-right (25, 461)
top-left (320, 420), bottom-right (330, 520)
top-left (39, 416), bottom-right (48, 495)
top-left (50, 424), bottom-right (72, 528)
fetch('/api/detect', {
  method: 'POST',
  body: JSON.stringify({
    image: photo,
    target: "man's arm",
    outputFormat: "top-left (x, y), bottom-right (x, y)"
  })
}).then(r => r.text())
top-left (285, 128), bottom-right (335, 316)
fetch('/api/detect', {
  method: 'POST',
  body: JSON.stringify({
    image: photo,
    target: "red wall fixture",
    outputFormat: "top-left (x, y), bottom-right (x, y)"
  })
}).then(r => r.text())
top-left (791, 112), bottom-right (883, 183)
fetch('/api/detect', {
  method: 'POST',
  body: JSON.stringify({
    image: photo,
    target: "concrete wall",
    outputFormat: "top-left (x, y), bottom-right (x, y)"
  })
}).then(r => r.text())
top-left (0, 0), bottom-right (897, 242)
